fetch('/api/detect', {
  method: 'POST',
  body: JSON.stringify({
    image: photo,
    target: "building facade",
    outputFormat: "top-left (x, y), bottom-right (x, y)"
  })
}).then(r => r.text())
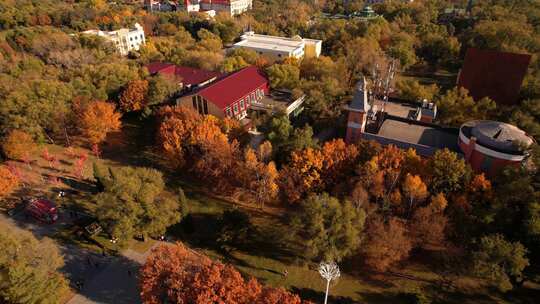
top-left (345, 79), bottom-right (534, 176)
top-left (232, 32), bottom-right (322, 61)
top-left (177, 66), bottom-right (269, 120)
top-left (200, 0), bottom-right (252, 15)
top-left (144, 0), bottom-right (180, 12)
top-left (458, 120), bottom-right (534, 176)
top-left (82, 23), bottom-right (145, 56)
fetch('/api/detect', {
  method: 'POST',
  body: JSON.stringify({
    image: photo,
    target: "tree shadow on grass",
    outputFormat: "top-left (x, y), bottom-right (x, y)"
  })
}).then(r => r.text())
top-left (169, 211), bottom-right (296, 266)
top-left (59, 176), bottom-right (97, 194)
top-left (292, 287), bottom-right (356, 304)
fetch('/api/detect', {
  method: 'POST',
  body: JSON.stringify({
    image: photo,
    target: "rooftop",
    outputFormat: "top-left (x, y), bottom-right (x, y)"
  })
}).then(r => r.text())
top-left (234, 32), bottom-right (321, 54)
top-left (457, 48), bottom-right (531, 105)
top-left (146, 62), bottom-right (223, 86)
top-left (461, 120), bottom-right (534, 154)
top-left (376, 118), bottom-right (459, 152)
top-left (235, 33), bottom-right (304, 53)
top-left (253, 90), bottom-right (305, 116)
top-left (195, 66), bottom-right (268, 110)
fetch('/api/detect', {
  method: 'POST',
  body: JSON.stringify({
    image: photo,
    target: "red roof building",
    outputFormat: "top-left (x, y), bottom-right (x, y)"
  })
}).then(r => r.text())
top-left (146, 62), bottom-right (223, 89)
top-left (457, 48), bottom-right (531, 106)
top-left (177, 66), bottom-right (269, 119)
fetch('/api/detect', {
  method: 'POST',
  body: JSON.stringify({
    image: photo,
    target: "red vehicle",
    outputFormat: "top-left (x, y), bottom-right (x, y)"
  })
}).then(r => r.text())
top-left (26, 199), bottom-right (58, 223)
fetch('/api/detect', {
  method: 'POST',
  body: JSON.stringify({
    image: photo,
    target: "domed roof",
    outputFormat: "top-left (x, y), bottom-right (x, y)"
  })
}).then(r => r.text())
top-left (463, 120), bottom-right (534, 154)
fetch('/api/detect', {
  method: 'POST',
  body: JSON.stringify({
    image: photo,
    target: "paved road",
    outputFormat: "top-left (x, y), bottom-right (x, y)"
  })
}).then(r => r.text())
top-left (1, 212), bottom-right (159, 304)
top-left (66, 246), bottom-right (157, 304)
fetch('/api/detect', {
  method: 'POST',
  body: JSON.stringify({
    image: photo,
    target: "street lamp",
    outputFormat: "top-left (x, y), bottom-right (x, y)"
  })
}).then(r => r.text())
top-left (318, 261), bottom-right (340, 304)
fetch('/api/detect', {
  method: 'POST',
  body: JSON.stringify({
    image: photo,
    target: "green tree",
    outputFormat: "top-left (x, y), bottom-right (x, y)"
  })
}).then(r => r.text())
top-left (436, 87), bottom-right (496, 127)
top-left (428, 149), bottom-right (470, 194)
top-left (387, 32), bottom-right (417, 70)
top-left (146, 75), bottom-right (178, 106)
top-left (266, 63), bottom-right (300, 90)
top-left (95, 166), bottom-right (182, 242)
top-left (396, 79), bottom-right (439, 102)
top-left (509, 99), bottom-right (540, 139)
top-left (0, 221), bottom-right (68, 304)
top-left (471, 234), bottom-right (529, 292)
top-left (292, 193), bottom-right (366, 262)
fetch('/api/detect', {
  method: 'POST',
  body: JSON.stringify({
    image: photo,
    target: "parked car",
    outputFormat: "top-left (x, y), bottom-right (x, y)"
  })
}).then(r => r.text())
top-left (26, 199), bottom-right (58, 223)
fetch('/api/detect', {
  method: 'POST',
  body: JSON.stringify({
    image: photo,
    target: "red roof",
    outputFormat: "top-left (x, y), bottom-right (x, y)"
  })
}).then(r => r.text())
top-left (196, 66), bottom-right (269, 110)
top-left (457, 48), bottom-right (531, 106)
top-left (146, 62), bottom-right (223, 86)
top-left (200, 0), bottom-right (231, 4)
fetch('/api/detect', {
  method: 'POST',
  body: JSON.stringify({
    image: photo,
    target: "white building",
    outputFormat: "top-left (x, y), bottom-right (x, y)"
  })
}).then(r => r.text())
top-left (144, 0), bottom-right (180, 12)
top-left (232, 32), bottom-right (322, 61)
top-left (199, 0), bottom-right (252, 16)
top-left (82, 23), bottom-right (146, 56)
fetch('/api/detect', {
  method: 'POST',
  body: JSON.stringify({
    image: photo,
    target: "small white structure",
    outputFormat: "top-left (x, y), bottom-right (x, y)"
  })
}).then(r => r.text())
top-left (82, 23), bottom-right (146, 56)
top-left (232, 31), bottom-right (322, 61)
top-left (319, 262), bottom-right (340, 304)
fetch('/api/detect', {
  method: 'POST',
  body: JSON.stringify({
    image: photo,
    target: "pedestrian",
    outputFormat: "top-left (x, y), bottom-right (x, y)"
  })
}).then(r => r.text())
top-left (95, 262), bottom-right (99, 269)
top-left (102, 249), bottom-right (106, 257)
top-left (283, 269), bottom-right (288, 277)
top-left (86, 257), bottom-right (91, 265)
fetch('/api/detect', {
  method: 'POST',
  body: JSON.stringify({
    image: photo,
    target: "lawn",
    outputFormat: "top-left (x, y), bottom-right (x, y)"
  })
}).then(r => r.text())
top-left (398, 67), bottom-right (458, 91)
top-left (167, 179), bottom-right (540, 304)
top-left (4, 117), bottom-right (539, 304)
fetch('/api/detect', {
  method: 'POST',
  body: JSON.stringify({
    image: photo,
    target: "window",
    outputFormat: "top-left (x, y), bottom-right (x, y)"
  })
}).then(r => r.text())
top-left (130, 37), bottom-right (133, 41)
top-left (140, 34), bottom-right (144, 39)
top-left (240, 99), bottom-right (245, 110)
top-left (197, 98), bottom-right (203, 114)
top-left (226, 107), bottom-right (232, 116)
top-left (203, 99), bottom-right (208, 115)
top-left (251, 92), bottom-right (256, 102)
top-left (278, 54), bottom-right (282, 58)
top-left (192, 96), bottom-right (197, 109)
top-left (233, 103), bottom-right (239, 114)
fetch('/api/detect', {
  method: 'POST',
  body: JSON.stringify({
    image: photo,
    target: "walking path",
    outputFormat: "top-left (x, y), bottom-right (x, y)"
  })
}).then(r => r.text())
top-left (67, 243), bottom-right (160, 304)
top-left (0, 212), bottom-right (160, 304)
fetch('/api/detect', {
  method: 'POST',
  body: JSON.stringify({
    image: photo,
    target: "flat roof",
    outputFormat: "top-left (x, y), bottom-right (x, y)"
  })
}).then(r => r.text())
top-left (234, 34), bottom-right (308, 53)
top-left (373, 100), bottom-right (417, 119)
top-left (377, 119), bottom-right (459, 151)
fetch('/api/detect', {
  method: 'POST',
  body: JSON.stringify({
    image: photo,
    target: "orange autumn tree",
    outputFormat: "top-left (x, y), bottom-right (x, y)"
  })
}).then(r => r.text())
top-left (0, 166), bottom-right (19, 198)
top-left (241, 148), bottom-right (279, 208)
top-left (1, 130), bottom-right (35, 160)
top-left (279, 147), bottom-right (324, 203)
top-left (280, 139), bottom-right (359, 204)
top-left (79, 101), bottom-right (122, 144)
top-left (119, 79), bottom-right (149, 112)
top-left (402, 173), bottom-right (428, 217)
top-left (140, 244), bottom-right (311, 304)
top-left (362, 216), bottom-right (413, 271)
top-left (157, 106), bottom-right (241, 189)
top-left (410, 193), bottom-right (449, 248)
top-left (320, 139), bottom-right (359, 188)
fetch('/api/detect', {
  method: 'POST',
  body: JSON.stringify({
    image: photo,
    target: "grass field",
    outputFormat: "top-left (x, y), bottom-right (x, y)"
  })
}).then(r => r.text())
top-left (167, 180), bottom-right (540, 304)
top-left (3, 117), bottom-right (539, 304)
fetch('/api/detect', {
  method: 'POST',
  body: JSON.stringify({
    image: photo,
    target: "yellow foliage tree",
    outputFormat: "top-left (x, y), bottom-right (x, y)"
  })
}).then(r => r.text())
top-left (402, 173), bottom-right (428, 217)
top-left (0, 166), bottom-right (19, 198)
top-left (79, 101), bottom-right (122, 144)
top-left (1, 130), bottom-right (35, 160)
